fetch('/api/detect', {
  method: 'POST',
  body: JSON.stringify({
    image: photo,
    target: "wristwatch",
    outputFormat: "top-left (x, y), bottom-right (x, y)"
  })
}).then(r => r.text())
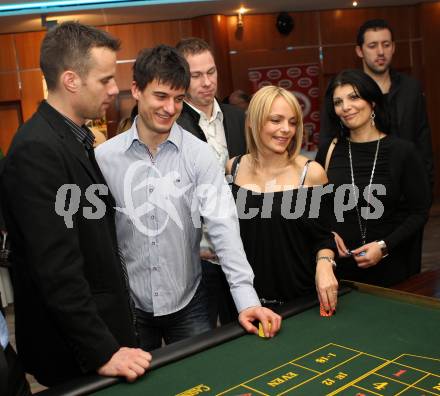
top-left (377, 240), bottom-right (389, 258)
top-left (317, 256), bottom-right (337, 268)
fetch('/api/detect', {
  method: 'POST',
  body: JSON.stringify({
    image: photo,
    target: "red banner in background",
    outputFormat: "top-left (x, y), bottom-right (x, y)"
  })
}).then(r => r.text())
top-left (248, 64), bottom-right (320, 152)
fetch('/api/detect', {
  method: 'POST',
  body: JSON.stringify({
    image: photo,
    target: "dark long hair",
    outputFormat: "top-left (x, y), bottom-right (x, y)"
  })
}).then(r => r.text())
top-left (324, 69), bottom-right (390, 138)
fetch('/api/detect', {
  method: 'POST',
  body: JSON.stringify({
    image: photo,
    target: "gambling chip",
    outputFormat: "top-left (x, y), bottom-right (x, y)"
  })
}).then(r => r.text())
top-left (320, 303), bottom-right (335, 317)
top-left (258, 322), bottom-right (271, 338)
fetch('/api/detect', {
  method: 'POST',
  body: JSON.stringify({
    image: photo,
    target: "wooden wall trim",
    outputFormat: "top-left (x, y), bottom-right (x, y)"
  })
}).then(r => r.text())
top-left (419, 2), bottom-right (440, 198)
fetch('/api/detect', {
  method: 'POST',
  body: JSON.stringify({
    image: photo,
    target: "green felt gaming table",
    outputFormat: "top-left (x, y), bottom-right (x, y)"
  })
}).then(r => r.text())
top-left (40, 282), bottom-right (440, 396)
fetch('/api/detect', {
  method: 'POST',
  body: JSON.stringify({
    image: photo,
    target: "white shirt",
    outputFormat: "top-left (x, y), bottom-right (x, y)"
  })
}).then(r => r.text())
top-left (185, 100), bottom-right (230, 261)
top-left (185, 99), bottom-right (229, 168)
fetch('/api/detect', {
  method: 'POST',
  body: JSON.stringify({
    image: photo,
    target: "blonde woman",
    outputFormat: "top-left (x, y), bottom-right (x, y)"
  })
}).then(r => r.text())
top-left (226, 86), bottom-right (338, 313)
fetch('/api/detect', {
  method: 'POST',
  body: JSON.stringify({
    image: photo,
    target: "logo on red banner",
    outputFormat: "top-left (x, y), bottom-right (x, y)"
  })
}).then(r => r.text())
top-left (248, 64), bottom-right (320, 151)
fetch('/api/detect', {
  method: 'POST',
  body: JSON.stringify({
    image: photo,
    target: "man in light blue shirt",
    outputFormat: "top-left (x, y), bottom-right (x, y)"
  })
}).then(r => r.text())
top-left (0, 310), bottom-right (8, 351)
top-left (1, 310), bottom-right (31, 396)
top-left (96, 45), bottom-right (281, 351)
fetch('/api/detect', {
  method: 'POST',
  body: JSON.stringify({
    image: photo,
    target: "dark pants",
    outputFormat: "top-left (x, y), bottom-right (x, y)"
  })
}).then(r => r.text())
top-left (201, 260), bottom-right (237, 327)
top-left (135, 281), bottom-right (212, 351)
top-left (0, 344), bottom-right (31, 396)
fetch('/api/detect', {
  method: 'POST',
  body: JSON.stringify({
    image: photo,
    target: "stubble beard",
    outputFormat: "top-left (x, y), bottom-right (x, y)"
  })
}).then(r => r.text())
top-left (187, 91), bottom-right (215, 109)
top-left (364, 59), bottom-right (391, 76)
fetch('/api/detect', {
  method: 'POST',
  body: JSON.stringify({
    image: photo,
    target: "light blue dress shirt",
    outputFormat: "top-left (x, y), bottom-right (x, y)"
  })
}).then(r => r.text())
top-left (0, 311), bottom-right (9, 349)
top-left (95, 121), bottom-right (260, 316)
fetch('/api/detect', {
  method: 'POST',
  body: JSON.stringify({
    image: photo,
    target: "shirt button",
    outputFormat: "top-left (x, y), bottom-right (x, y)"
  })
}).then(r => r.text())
top-left (151, 215), bottom-right (155, 220)
top-left (154, 292), bottom-right (158, 296)
top-left (153, 266), bottom-right (158, 271)
top-left (149, 187), bottom-right (154, 193)
top-left (151, 241), bottom-right (156, 246)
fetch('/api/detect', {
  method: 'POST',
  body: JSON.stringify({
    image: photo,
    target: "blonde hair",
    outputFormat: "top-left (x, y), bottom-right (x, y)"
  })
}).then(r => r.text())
top-left (246, 85), bottom-right (303, 161)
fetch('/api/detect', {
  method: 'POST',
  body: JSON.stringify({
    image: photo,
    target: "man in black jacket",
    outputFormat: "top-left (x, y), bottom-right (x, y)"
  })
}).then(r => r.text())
top-left (1, 154), bottom-right (30, 395)
top-left (0, 22), bottom-right (151, 387)
top-left (319, 19), bottom-right (433, 276)
top-left (176, 37), bottom-right (246, 326)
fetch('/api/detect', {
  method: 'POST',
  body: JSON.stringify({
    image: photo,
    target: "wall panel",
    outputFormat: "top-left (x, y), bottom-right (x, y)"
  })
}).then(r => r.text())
top-left (320, 6), bottom-right (414, 45)
top-left (108, 19), bottom-right (193, 60)
top-left (0, 73), bottom-right (20, 101)
top-left (192, 15), bottom-right (232, 99)
top-left (419, 2), bottom-right (440, 197)
top-left (227, 12), bottom-right (319, 52)
top-left (411, 40), bottom-right (423, 84)
top-left (391, 42), bottom-right (412, 72)
top-left (322, 45), bottom-right (360, 75)
top-left (229, 48), bottom-right (319, 93)
top-left (14, 31), bottom-right (45, 70)
top-left (0, 102), bottom-right (22, 154)
top-left (115, 62), bottom-right (134, 92)
top-left (0, 34), bottom-right (16, 72)
top-left (19, 70), bottom-right (44, 121)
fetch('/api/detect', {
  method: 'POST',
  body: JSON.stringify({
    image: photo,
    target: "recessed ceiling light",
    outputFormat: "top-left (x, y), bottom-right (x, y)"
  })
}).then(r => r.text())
top-left (0, 0), bottom-right (210, 16)
top-left (353, 1), bottom-right (358, 6)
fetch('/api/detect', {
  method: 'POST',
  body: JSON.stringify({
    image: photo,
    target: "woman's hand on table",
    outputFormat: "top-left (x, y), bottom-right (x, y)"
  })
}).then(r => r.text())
top-left (316, 259), bottom-right (339, 312)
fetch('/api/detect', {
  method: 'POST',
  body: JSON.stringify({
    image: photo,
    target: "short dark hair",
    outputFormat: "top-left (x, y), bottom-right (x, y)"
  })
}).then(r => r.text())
top-left (356, 19), bottom-right (394, 47)
top-left (133, 45), bottom-right (190, 92)
top-left (175, 37), bottom-right (213, 58)
top-left (40, 21), bottom-right (120, 91)
top-left (324, 69), bottom-right (390, 138)
top-left (231, 89), bottom-right (251, 104)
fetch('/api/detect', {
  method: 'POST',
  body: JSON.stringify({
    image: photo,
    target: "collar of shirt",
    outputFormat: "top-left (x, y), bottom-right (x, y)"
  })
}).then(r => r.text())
top-left (44, 101), bottom-right (96, 149)
top-left (122, 116), bottom-right (183, 153)
top-left (61, 114), bottom-right (95, 150)
top-left (185, 98), bottom-right (223, 124)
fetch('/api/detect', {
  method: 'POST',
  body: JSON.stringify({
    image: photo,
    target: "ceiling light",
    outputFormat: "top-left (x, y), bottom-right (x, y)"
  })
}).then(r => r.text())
top-left (237, 6), bottom-right (247, 29)
top-left (0, 0), bottom-right (210, 16)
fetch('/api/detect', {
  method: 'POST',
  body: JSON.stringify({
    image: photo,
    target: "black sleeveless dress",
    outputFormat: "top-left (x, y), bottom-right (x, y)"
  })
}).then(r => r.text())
top-left (230, 156), bottom-right (336, 302)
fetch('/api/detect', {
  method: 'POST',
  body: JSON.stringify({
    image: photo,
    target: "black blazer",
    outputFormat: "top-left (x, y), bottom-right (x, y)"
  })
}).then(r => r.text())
top-left (0, 101), bottom-right (137, 386)
top-left (177, 101), bottom-right (247, 158)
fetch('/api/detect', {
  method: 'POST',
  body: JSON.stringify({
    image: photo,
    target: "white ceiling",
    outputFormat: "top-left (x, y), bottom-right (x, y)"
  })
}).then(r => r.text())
top-left (0, 0), bottom-right (435, 34)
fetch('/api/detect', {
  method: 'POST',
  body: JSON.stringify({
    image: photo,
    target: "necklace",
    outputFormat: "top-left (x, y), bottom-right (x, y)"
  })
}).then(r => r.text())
top-left (347, 136), bottom-right (381, 246)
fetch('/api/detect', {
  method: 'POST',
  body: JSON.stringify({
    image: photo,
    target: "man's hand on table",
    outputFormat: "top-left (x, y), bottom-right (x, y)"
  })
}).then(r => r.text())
top-left (238, 306), bottom-right (282, 338)
top-left (97, 347), bottom-right (152, 382)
